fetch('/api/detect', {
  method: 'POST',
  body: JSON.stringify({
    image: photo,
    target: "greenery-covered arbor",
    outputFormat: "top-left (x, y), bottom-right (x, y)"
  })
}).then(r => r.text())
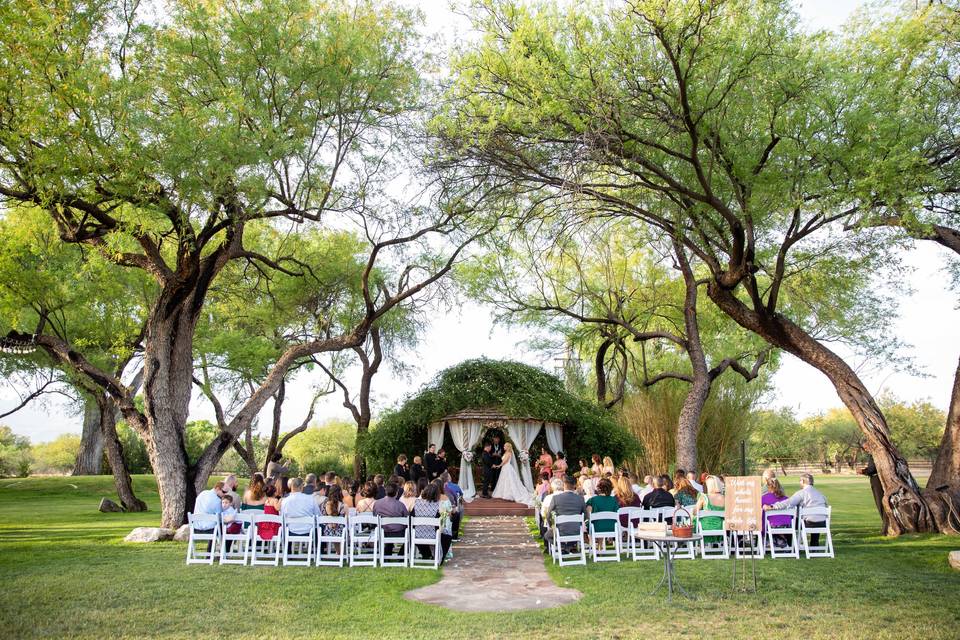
top-left (360, 359), bottom-right (640, 474)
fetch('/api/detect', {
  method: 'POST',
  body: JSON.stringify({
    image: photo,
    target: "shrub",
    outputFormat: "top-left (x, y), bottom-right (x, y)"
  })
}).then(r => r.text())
top-left (283, 420), bottom-right (355, 478)
top-left (0, 425), bottom-right (31, 477)
top-left (31, 434), bottom-right (81, 474)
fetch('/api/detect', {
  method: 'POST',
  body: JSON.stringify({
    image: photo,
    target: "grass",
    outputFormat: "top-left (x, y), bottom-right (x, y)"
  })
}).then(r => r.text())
top-left (0, 474), bottom-right (958, 639)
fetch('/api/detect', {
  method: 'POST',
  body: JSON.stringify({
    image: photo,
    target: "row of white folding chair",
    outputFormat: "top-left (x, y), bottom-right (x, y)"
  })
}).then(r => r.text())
top-left (186, 512), bottom-right (444, 568)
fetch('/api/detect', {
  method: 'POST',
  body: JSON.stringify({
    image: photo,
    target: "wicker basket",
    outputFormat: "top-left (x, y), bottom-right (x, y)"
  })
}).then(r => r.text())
top-left (671, 505), bottom-right (693, 538)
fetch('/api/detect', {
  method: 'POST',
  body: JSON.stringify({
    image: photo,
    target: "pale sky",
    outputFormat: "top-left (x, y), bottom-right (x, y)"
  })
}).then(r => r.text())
top-left (5, 0), bottom-right (959, 442)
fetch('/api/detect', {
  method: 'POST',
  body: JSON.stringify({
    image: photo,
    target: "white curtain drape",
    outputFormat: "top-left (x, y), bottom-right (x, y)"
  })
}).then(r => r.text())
top-left (545, 423), bottom-right (563, 454)
top-left (449, 419), bottom-right (484, 501)
top-left (506, 419), bottom-right (542, 491)
top-left (427, 421), bottom-right (445, 452)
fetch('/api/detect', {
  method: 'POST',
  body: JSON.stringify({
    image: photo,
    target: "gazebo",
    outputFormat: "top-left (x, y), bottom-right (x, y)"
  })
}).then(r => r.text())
top-left (428, 407), bottom-right (564, 502)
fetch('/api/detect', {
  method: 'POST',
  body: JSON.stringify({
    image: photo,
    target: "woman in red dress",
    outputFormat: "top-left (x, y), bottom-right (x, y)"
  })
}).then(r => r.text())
top-left (256, 482), bottom-right (282, 540)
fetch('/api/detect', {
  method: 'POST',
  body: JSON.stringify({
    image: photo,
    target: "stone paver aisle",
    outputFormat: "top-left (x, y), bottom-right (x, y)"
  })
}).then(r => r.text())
top-left (404, 516), bottom-right (583, 612)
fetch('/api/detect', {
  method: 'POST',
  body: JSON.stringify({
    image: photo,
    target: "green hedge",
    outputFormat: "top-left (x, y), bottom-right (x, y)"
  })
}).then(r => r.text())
top-left (360, 358), bottom-right (640, 474)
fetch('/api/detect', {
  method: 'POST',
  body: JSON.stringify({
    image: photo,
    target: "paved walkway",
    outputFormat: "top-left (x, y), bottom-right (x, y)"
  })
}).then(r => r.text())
top-left (404, 516), bottom-right (583, 612)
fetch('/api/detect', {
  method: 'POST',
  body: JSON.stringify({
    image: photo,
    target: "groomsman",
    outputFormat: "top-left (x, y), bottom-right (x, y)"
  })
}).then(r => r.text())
top-left (424, 444), bottom-right (439, 480)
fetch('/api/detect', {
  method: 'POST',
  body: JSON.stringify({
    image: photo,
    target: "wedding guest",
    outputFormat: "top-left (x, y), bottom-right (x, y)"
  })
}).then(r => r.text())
top-left (662, 474), bottom-right (674, 492)
top-left (400, 481), bottom-right (418, 511)
top-left (625, 471), bottom-right (643, 496)
top-left (222, 474), bottom-right (240, 508)
top-left (410, 456), bottom-right (425, 483)
top-left (312, 481), bottom-right (328, 511)
top-left (765, 473), bottom-right (829, 546)
top-left (536, 447), bottom-right (554, 479)
top-left (586, 478), bottom-right (619, 535)
top-left (613, 475), bottom-right (642, 528)
top-left (686, 471), bottom-right (704, 494)
top-left (536, 471), bottom-right (551, 499)
top-left (641, 476), bottom-right (676, 509)
top-left (638, 475), bottom-right (655, 500)
top-left (762, 477), bottom-right (792, 546)
top-left (413, 483), bottom-right (453, 564)
top-left (416, 477), bottom-right (429, 498)
top-left (256, 483), bottom-right (282, 541)
top-left (441, 471), bottom-right (463, 541)
top-left (265, 453), bottom-right (289, 481)
top-left (694, 476), bottom-right (726, 543)
top-left (590, 454), bottom-right (603, 475)
top-left (602, 456), bottom-right (615, 476)
top-left (580, 468), bottom-right (596, 499)
top-left (221, 494), bottom-right (241, 537)
top-left (553, 451), bottom-right (568, 477)
top-left (539, 477), bottom-right (565, 538)
top-left (673, 477), bottom-right (698, 508)
top-left (543, 475), bottom-right (586, 552)
top-left (193, 482), bottom-right (226, 528)
top-left (280, 477), bottom-right (320, 535)
top-left (424, 444), bottom-right (439, 480)
top-left (762, 468), bottom-right (777, 483)
top-left (320, 485), bottom-right (347, 555)
top-left (355, 481), bottom-right (378, 513)
top-left (342, 479), bottom-right (358, 509)
top-left (373, 481), bottom-right (409, 557)
top-left (394, 454), bottom-right (410, 481)
top-left (241, 477), bottom-right (267, 511)
top-left (303, 473), bottom-right (318, 495)
top-left (373, 474), bottom-right (386, 500)
top-left (279, 476), bottom-right (291, 498)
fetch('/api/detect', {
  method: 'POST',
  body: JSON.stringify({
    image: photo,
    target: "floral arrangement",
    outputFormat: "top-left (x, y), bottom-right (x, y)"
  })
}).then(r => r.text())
top-left (462, 450), bottom-right (474, 463)
top-left (518, 449), bottom-right (530, 463)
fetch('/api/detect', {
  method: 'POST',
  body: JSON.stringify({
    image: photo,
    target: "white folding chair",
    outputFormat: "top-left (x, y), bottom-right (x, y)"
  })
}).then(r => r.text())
top-left (379, 517), bottom-right (411, 567)
top-left (800, 506), bottom-right (834, 558)
top-left (669, 506), bottom-right (697, 559)
top-left (627, 508), bottom-right (660, 561)
top-left (552, 514), bottom-right (586, 566)
top-left (282, 516), bottom-right (315, 566)
top-left (696, 510), bottom-right (729, 559)
top-left (219, 512), bottom-right (254, 565)
top-left (186, 513), bottom-right (221, 565)
top-left (409, 517), bottom-right (442, 569)
top-left (250, 514), bottom-right (283, 566)
top-left (316, 516), bottom-right (348, 567)
top-left (588, 511), bottom-right (621, 562)
top-left (348, 513), bottom-right (380, 567)
top-left (733, 529), bottom-right (765, 559)
top-left (617, 507), bottom-right (640, 558)
top-left (765, 508), bottom-right (800, 559)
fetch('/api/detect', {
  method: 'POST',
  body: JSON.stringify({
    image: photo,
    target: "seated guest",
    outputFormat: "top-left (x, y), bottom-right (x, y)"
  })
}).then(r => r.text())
top-left (662, 474), bottom-right (674, 492)
top-left (416, 477), bottom-right (429, 498)
top-left (320, 485), bottom-right (347, 555)
top-left (373, 481), bottom-right (409, 557)
top-left (355, 481), bottom-right (378, 513)
top-left (673, 477), bottom-right (698, 508)
top-left (694, 476), bottom-right (726, 543)
top-left (536, 471), bottom-right (551, 500)
top-left (539, 477), bottom-right (564, 538)
top-left (413, 483), bottom-right (453, 564)
top-left (765, 473), bottom-right (829, 546)
top-left (256, 483), bottom-right (282, 540)
top-left (279, 476), bottom-right (291, 498)
top-left (221, 494), bottom-right (241, 534)
top-left (641, 475), bottom-right (676, 510)
top-left (222, 474), bottom-right (240, 508)
top-left (373, 474), bottom-right (386, 500)
top-left (312, 481), bottom-right (328, 511)
top-left (280, 477), bottom-right (320, 535)
top-left (543, 475), bottom-right (586, 553)
top-left (242, 477), bottom-right (267, 511)
top-left (638, 475), bottom-right (655, 500)
top-left (762, 477), bottom-right (792, 546)
top-left (686, 471), bottom-right (704, 494)
top-left (341, 479), bottom-right (358, 509)
top-left (580, 469), bottom-right (596, 499)
top-left (394, 454), bottom-right (410, 481)
top-left (193, 481), bottom-right (226, 528)
top-left (586, 478), bottom-right (620, 536)
top-left (442, 471), bottom-right (464, 541)
top-left (400, 481), bottom-right (418, 511)
top-left (613, 476), bottom-right (642, 528)
top-left (762, 468), bottom-right (777, 483)
top-left (410, 456), bottom-right (425, 483)
top-left (303, 473), bottom-right (318, 495)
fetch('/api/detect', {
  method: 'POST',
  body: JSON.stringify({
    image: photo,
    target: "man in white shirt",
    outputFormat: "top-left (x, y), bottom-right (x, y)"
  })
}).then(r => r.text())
top-left (193, 482), bottom-right (226, 530)
top-left (280, 477), bottom-right (320, 534)
top-left (686, 471), bottom-right (704, 494)
top-left (765, 473), bottom-right (829, 545)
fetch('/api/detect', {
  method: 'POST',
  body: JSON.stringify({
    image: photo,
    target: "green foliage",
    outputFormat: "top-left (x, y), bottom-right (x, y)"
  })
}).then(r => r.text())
top-left (283, 420), bottom-right (355, 478)
top-left (30, 434), bottom-right (81, 475)
top-left (0, 426), bottom-right (32, 477)
top-left (360, 359), bottom-right (640, 474)
top-left (116, 422), bottom-right (152, 475)
top-left (880, 396), bottom-right (945, 460)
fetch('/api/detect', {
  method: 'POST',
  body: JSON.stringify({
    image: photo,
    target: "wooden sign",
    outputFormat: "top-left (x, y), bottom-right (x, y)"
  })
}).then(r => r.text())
top-left (724, 476), bottom-right (762, 532)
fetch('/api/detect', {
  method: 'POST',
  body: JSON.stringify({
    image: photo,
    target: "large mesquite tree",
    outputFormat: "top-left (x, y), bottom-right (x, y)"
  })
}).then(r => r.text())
top-left (0, 0), bottom-right (487, 527)
top-left (437, 0), bottom-right (948, 533)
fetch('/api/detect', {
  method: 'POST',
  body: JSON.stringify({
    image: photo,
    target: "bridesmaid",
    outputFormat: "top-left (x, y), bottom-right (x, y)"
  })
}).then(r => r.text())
top-left (553, 451), bottom-right (569, 477)
top-left (536, 447), bottom-right (554, 478)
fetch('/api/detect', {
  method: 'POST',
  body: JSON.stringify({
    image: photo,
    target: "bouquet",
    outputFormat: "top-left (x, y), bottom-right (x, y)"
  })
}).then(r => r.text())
top-left (519, 449), bottom-right (531, 464)
top-left (462, 451), bottom-right (474, 463)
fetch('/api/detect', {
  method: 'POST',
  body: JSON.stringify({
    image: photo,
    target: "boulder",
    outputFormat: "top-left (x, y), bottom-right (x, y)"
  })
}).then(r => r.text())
top-left (949, 550), bottom-right (960, 571)
top-left (124, 527), bottom-right (175, 543)
top-left (98, 498), bottom-right (123, 513)
top-left (173, 524), bottom-right (191, 542)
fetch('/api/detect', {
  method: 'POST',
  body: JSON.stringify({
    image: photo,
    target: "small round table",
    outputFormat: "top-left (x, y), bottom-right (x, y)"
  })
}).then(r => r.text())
top-left (632, 532), bottom-right (703, 602)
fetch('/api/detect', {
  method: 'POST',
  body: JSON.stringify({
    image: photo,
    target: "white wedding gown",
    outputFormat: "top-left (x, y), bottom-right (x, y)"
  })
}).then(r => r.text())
top-left (492, 452), bottom-right (534, 506)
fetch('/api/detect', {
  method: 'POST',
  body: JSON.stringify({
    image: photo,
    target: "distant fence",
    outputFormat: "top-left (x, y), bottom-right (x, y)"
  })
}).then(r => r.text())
top-left (759, 459), bottom-right (933, 477)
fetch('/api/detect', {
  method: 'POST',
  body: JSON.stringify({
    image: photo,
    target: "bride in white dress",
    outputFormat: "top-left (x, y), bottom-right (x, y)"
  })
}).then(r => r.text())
top-left (492, 443), bottom-right (534, 506)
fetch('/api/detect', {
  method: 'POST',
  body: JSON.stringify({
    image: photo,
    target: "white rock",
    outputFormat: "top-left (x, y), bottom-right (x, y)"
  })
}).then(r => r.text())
top-left (124, 527), bottom-right (175, 543)
top-left (172, 524), bottom-right (191, 542)
top-left (949, 550), bottom-right (960, 571)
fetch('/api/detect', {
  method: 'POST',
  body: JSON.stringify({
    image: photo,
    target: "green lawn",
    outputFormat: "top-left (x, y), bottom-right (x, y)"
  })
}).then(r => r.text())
top-left (0, 474), bottom-right (957, 639)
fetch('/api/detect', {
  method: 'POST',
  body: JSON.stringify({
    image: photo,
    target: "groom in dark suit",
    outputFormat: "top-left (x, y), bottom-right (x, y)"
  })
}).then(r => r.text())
top-left (490, 434), bottom-right (503, 488)
top-left (480, 443), bottom-right (495, 499)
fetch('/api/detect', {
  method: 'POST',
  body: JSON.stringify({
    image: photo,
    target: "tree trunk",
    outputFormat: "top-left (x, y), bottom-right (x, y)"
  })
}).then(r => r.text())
top-left (99, 395), bottom-right (147, 512)
top-left (708, 283), bottom-right (939, 535)
top-left (73, 395), bottom-right (104, 475)
top-left (675, 242), bottom-right (707, 474)
top-left (928, 354), bottom-right (960, 491)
